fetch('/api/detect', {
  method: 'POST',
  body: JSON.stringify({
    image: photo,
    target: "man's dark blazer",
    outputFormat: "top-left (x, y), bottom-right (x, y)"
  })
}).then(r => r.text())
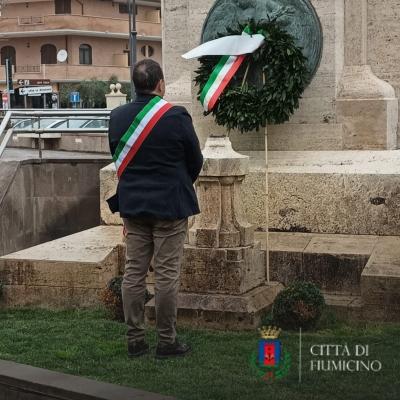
top-left (107, 93), bottom-right (203, 220)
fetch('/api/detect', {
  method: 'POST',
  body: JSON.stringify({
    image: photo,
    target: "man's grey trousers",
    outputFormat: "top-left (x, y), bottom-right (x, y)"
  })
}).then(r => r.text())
top-left (122, 217), bottom-right (188, 345)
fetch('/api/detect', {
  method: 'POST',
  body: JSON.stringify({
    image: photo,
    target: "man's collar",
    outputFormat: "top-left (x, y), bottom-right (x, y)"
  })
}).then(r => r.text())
top-left (135, 92), bottom-right (161, 102)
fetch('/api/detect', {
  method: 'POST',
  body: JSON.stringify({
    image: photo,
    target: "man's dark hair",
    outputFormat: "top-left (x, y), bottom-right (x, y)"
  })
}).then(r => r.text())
top-left (132, 59), bottom-right (164, 94)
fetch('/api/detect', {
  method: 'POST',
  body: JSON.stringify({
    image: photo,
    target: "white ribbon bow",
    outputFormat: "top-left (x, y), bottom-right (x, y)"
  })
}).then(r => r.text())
top-left (182, 32), bottom-right (265, 59)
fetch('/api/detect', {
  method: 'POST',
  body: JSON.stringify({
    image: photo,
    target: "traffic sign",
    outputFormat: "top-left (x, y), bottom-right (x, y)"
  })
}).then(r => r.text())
top-left (17, 79), bottom-right (51, 86)
top-left (20, 86), bottom-right (53, 96)
top-left (70, 91), bottom-right (80, 103)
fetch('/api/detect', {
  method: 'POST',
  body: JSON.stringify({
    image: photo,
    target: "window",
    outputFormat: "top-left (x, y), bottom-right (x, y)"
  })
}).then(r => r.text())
top-left (140, 45), bottom-right (154, 58)
top-left (55, 0), bottom-right (71, 14)
top-left (41, 44), bottom-right (57, 64)
top-left (1, 46), bottom-right (16, 66)
top-left (79, 44), bottom-right (92, 65)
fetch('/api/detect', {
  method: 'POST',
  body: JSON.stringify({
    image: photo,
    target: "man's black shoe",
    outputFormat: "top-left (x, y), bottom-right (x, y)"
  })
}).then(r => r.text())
top-left (155, 340), bottom-right (191, 359)
top-left (128, 340), bottom-right (150, 357)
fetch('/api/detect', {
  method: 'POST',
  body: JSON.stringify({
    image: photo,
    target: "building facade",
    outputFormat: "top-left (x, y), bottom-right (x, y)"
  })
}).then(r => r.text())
top-left (0, 0), bottom-right (162, 107)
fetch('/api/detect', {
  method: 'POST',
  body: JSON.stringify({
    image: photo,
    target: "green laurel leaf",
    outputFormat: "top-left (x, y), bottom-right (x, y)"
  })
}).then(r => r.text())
top-left (194, 17), bottom-right (309, 133)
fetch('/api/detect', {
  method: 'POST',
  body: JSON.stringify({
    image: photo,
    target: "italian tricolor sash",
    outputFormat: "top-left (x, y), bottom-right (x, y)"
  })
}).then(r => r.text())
top-left (200, 54), bottom-right (246, 112)
top-left (113, 96), bottom-right (172, 178)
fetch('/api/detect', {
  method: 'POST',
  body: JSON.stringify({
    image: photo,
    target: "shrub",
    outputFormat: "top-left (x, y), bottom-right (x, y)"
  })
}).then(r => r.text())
top-left (272, 281), bottom-right (325, 330)
top-left (100, 276), bottom-right (153, 322)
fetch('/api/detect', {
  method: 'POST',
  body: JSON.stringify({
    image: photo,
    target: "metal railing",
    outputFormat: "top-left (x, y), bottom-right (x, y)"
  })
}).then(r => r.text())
top-left (18, 16), bottom-right (44, 25)
top-left (0, 109), bottom-right (111, 159)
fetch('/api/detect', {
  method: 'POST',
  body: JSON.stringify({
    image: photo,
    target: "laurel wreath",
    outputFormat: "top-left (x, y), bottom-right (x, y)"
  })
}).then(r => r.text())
top-left (195, 17), bottom-right (309, 133)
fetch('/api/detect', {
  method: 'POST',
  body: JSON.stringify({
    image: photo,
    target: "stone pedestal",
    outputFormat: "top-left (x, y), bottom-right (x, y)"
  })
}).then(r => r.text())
top-left (105, 83), bottom-right (127, 110)
top-left (145, 137), bottom-right (282, 329)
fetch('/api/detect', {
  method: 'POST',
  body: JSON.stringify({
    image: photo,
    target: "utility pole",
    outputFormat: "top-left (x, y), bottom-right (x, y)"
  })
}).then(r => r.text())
top-left (128, 0), bottom-right (137, 100)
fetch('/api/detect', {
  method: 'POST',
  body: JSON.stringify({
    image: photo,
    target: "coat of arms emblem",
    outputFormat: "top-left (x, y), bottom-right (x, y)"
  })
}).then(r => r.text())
top-left (250, 326), bottom-right (291, 382)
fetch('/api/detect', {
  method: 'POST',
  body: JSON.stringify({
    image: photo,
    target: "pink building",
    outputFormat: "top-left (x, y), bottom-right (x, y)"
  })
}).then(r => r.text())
top-left (0, 0), bottom-right (162, 107)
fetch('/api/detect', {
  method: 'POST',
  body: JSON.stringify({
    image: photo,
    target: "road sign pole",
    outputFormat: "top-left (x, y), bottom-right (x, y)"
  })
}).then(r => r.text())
top-left (5, 58), bottom-right (11, 109)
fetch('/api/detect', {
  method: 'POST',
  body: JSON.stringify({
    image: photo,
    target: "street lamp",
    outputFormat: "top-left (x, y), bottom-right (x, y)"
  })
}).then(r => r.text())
top-left (128, 0), bottom-right (137, 100)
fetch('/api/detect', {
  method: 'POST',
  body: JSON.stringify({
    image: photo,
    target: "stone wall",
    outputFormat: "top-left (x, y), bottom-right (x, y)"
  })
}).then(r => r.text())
top-left (368, 0), bottom-right (400, 144)
top-left (268, 0), bottom-right (345, 151)
top-left (0, 159), bottom-right (109, 257)
top-left (9, 133), bottom-right (110, 154)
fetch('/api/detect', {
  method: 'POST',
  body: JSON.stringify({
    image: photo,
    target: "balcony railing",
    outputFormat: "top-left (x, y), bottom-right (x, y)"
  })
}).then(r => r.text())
top-left (15, 65), bottom-right (41, 73)
top-left (18, 16), bottom-right (44, 26)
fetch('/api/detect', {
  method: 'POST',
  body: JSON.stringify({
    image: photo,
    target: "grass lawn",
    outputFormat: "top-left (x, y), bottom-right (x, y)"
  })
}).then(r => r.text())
top-left (0, 308), bottom-right (399, 400)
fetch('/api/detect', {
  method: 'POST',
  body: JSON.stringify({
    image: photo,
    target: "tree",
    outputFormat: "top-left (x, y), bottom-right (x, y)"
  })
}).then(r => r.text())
top-left (59, 82), bottom-right (79, 108)
top-left (79, 79), bottom-right (107, 108)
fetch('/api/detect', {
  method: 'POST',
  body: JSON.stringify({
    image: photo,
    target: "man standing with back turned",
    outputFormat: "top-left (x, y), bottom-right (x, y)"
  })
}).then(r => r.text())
top-left (107, 59), bottom-right (203, 359)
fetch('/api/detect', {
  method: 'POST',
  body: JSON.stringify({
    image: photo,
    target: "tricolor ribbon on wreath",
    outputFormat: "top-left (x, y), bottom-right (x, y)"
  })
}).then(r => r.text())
top-left (182, 26), bottom-right (266, 112)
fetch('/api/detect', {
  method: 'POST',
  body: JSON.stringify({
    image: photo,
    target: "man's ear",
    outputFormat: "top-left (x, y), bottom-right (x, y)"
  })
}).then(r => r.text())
top-left (158, 79), bottom-right (166, 96)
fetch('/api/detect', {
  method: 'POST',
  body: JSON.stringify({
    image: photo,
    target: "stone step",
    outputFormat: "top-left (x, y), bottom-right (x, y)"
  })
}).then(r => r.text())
top-left (257, 232), bottom-right (376, 295)
top-left (256, 231), bottom-right (400, 321)
top-left (323, 293), bottom-right (363, 320)
top-left (0, 226), bottom-right (124, 308)
top-left (2, 226), bottom-right (399, 322)
top-left (146, 282), bottom-right (283, 331)
top-left (242, 150), bottom-right (400, 235)
top-left (361, 236), bottom-right (400, 321)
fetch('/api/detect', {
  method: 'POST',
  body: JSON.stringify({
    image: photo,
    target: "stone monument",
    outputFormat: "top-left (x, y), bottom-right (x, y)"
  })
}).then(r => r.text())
top-left (100, 0), bottom-right (400, 328)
